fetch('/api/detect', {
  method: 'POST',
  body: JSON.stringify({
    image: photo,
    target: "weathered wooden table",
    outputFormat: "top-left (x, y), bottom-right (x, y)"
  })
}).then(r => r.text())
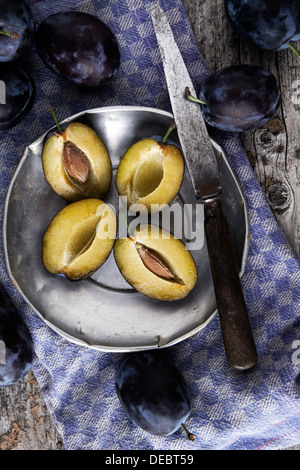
top-left (1, 0), bottom-right (299, 450)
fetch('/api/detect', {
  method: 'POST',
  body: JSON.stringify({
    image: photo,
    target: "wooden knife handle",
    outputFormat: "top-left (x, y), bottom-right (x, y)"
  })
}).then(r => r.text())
top-left (204, 197), bottom-right (258, 370)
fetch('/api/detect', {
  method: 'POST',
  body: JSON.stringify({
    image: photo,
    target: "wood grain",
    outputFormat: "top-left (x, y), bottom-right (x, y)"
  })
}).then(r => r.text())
top-left (0, 0), bottom-right (299, 451)
top-left (0, 371), bottom-right (63, 450)
top-left (183, 0), bottom-right (300, 258)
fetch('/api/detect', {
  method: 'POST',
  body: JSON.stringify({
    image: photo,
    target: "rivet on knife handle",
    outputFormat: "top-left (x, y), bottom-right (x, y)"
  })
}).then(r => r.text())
top-left (204, 198), bottom-right (258, 370)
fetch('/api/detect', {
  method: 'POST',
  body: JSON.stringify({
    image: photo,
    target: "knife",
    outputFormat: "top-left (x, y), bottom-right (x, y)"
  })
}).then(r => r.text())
top-left (150, 4), bottom-right (257, 370)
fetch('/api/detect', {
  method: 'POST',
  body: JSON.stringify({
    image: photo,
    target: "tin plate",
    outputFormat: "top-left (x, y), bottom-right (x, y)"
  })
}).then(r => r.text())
top-left (3, 106), bottom-right (249, 352)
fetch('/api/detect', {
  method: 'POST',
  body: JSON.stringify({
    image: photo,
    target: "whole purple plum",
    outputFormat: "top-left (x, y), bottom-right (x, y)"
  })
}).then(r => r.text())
top-left (115, 351), bottom-right (193, 438)
top-left (35, 11), bottom-right (120, 87)
top-left (0, 0), bottom-right (35, 62)
top-left (224, 0), bottom-right (300, 51)
top-left (0, 63), bottom-right (35, 130)
top-left (198, 64), bottom-right (281, 132)
top-left (0, 291), bottom-right (33, 387)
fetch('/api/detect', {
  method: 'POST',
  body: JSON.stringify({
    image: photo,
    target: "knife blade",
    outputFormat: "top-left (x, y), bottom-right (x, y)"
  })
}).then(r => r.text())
top-left (151, 3), bottom-right (257, 370)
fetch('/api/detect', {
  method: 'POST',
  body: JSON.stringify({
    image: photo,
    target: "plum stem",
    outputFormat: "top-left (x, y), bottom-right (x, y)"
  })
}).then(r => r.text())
top-left (185, 86), bottom-right (206, 105)
top-left (161, 121), bottom-right (176, 144)
top-left (287, 42), bottom-right (300, 57)
top-left (120, 208), bottom-right (134, 238)
top-left (181, 423), bottom-right (195, 442)
top-left (0, 29), bottom-right (19, 39)
top-left (49, 106), bottom-right (62, 134)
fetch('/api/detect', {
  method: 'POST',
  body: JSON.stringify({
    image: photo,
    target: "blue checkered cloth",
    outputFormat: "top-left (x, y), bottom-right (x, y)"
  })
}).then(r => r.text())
top-left (0, 0), bottom-right (300, 450)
